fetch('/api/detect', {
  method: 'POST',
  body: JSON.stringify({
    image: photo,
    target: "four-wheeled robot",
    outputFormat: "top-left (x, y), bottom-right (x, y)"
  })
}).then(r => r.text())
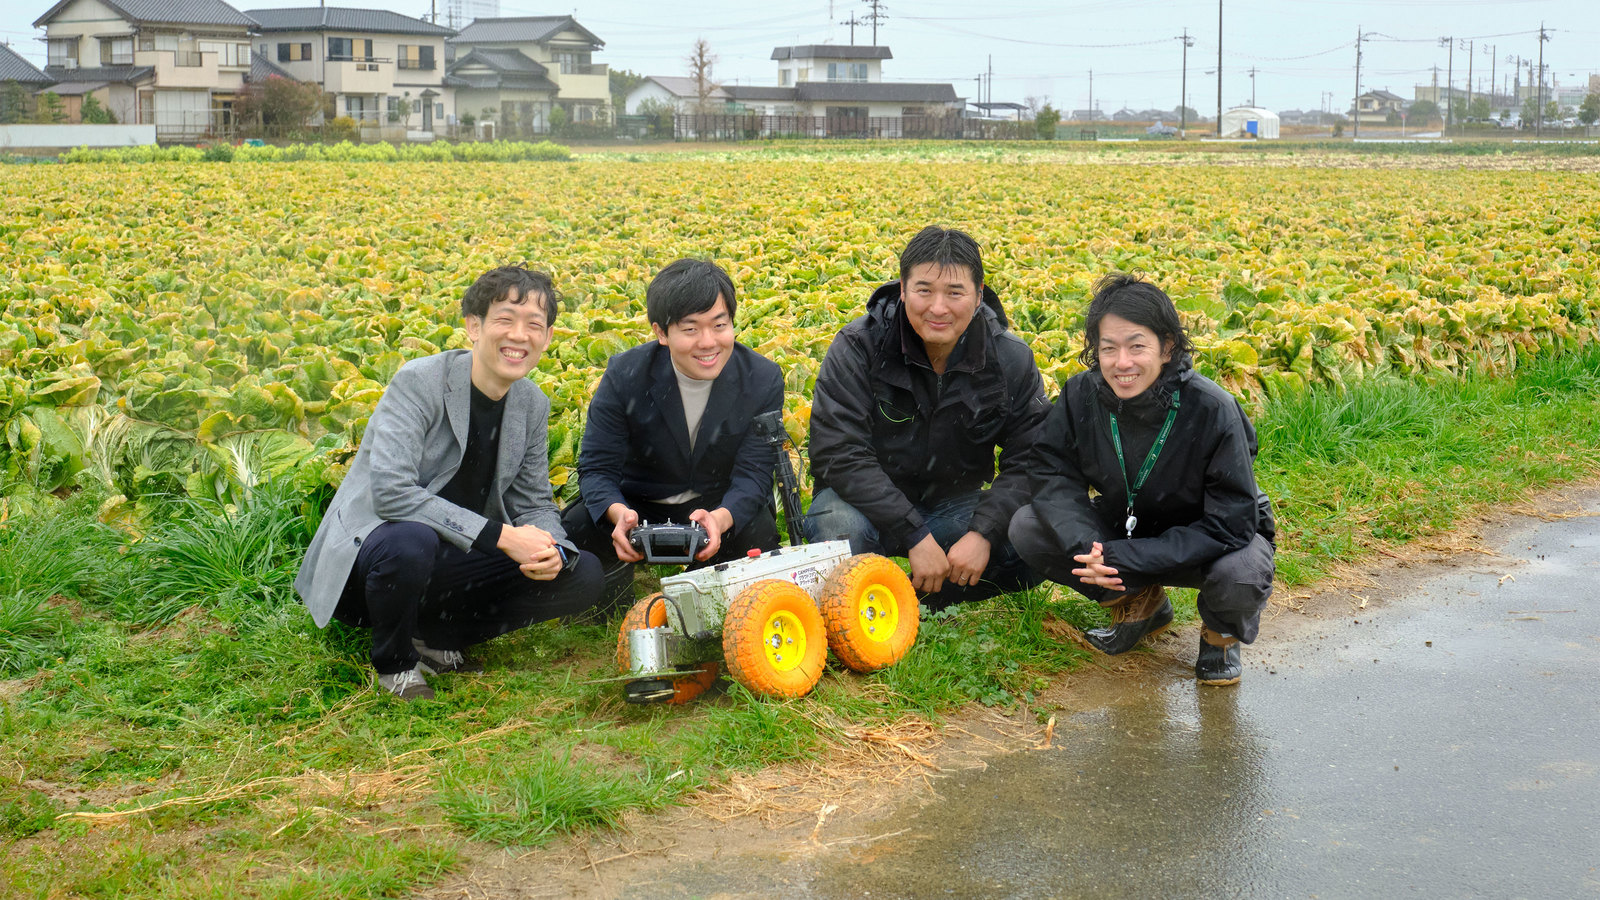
top-left (613, 411), bottom-right (919, 703)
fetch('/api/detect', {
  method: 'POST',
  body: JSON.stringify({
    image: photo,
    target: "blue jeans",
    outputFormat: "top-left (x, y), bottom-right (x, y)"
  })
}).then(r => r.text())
top-left (804, 487), bottom-right (1040, 610)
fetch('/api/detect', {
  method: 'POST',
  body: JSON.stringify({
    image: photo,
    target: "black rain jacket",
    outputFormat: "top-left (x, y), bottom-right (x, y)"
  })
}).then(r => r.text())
top-left (809, 280), bottom-right (1051, 550)
top-left (1030, 355), bottom-right (1275, 577)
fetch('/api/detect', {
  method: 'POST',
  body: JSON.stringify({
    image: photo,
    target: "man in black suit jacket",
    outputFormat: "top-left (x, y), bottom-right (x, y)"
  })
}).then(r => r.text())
top-left (562, 259), bottom-right (785, 611)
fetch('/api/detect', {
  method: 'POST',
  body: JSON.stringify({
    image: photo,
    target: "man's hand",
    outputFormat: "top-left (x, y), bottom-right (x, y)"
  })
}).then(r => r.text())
top-left (518, 545), bottom-right (564, 581)
top-left (497, 523), bottom-right (556, 567)
top-left (688, 507), bottom-right (734, 561)
top-left (1071, 541), bottom-right (1124, 591)
top-left (908, 533), bottom-right (951, 593)
top-left (607, 503), bottom-right (643, 563)
top-left (945, 531), bottom-right (991, 589)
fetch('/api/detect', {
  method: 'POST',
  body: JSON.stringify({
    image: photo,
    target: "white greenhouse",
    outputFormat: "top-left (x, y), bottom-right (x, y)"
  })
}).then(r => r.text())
top-left (1219, 107), bottom-right (1280, 139)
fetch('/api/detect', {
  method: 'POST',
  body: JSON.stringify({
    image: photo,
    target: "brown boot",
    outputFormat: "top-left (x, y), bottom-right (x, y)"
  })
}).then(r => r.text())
top-left (1081, 585), bottom-right (1173, 655)
top-left (1195, 627), bottom-right (1242, 685)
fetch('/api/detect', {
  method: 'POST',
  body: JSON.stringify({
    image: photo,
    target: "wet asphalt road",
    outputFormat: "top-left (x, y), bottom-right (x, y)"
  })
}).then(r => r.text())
top-left (619, 497), bottom-right (1600, 899)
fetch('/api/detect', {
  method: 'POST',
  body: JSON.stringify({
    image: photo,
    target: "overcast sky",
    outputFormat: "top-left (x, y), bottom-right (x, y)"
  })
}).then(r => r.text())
top-left (5, 0), bottom-right (1597, 114)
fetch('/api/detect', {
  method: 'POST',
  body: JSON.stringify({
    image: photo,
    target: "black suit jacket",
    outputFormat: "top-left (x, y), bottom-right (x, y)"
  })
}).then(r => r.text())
top-left (577, 341), bottom-right (784, 531)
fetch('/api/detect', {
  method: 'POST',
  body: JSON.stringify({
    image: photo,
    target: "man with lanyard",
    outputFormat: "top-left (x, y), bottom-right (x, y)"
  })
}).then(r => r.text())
top-left (1008, 274), bottom-right (1275, 684)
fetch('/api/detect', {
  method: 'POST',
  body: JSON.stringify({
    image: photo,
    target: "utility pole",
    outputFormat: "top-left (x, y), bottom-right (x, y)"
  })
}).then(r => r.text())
top-left (1215, 0), bottom-right (1223, 137)
top-left (1486, 44), bottom-right (1496, 109)
top-left (1438, 36), bottom-right (1454, 131)
top-left (1248, 66), bottom-right (1258, 107)
top-left (1353, 27), bottom-right (1363, 139)
top-left (1178, 29), bottom-right (1194, 138)
top-left (987, 55), bottom-right (992, 105)
top-left (839, 13), bottom-right (862, 45)
top-left (861, 0), bottom-right (885, 47)
top-left (1536, 23), bottom-right (1550, 139)
top-left (1462, 39), bottom-right (1474, 121)
top-left (1088, 68), bottom-right (1094, 122)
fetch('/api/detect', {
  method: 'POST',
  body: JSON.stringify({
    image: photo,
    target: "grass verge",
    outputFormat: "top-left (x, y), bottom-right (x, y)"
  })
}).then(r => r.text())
top-left (1, 345), bottom-right (1598, 896)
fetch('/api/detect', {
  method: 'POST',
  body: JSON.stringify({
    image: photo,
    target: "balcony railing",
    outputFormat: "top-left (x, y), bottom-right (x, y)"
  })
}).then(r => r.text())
top-left (328, 55), bottom-right (391, 64)
top-left (397, 60), bottom-right (436, 70)
top-left (557, 62), bottom-right (607, 76)
top-left (174, 51), bottom-right (203, 67)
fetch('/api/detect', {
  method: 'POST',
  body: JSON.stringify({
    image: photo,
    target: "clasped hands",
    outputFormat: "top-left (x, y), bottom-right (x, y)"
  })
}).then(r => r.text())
top-left (908, 531), bottom-right (991, 594)
top-left (497, 523), bottom-right (565, 581)
top-left (1072, 541), bottom-right (1124, 591)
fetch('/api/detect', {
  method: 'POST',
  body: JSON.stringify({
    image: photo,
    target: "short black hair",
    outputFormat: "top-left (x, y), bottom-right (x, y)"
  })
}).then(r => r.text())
top-left (898, 225), bottom-right (984, 289)
top-left (461, 265), bottom-right (559, 326)
top-left (646, 258), bottom-right (736, 330)
top-left (1078, 273), bottom-right (1194, 370)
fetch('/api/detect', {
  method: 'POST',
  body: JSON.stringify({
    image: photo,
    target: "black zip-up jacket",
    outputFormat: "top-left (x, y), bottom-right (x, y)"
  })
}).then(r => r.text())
top-left (1030, 355), bottom-right (1275, 578)
top-left (809, 280), bottom-right (1051, 550)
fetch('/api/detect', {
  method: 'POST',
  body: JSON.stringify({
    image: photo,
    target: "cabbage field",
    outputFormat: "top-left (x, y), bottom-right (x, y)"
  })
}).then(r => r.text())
top-left (2, 150), bottom-right (1596, 524)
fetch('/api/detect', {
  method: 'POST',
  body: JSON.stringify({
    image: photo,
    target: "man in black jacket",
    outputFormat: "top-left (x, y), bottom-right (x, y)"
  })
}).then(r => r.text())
top-left (562, 259), bottom-right (784, 611)
top-left (806, 226), bottom-right (1050, 609)
top-left (1009, 274), bottom-right (1275, 685)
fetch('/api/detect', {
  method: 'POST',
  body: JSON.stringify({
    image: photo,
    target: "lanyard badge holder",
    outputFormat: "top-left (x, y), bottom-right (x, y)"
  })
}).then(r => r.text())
top-left (1109, 389), bottom-right (1180, 540)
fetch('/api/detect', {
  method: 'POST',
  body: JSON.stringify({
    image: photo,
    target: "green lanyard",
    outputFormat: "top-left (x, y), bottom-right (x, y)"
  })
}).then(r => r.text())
top-left (1109, 389), bottom-right (1180, 539)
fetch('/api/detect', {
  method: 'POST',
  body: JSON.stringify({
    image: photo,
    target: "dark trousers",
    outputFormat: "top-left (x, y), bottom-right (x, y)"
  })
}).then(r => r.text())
top-left (804, 487), bottom-right (1041, 610)
top-left (1008, 505), bottom-right (1274, 643)
top-left (333, 520), bottom-right (604, 674)
top-left (560, 495), bottom-right (781, 612)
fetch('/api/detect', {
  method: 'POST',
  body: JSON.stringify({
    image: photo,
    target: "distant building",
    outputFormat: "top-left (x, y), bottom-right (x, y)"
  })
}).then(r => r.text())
top-left (32, 0), bottom-right (258, 138)
top-left (1352, 89), bottom-right (1404, 123)
top-left (245, 7), bottom-right (457, 135)
top-left (0, 43), bottom-right (52, 120)
top-left (625, 44), bottom-right (964, 121)
top-left (449, 16), bottom-right (609, 130)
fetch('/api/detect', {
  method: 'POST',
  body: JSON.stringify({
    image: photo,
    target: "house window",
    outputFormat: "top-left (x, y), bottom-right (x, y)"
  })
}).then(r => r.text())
top-left (825, 105), bottom-right (867, 118)
top-left (199, 41), bottom-right (247, 67)
top-left (826, 63), bottom-right (867, 83)
top-left (48, 38), bottom-right (79, 69)
top-left (398, 45), bottom-right (435, 70)
top-left (277, 42), bottom-right (312, 62)
top-left (386, 96), bottom-right (399, 114)
top-left (140, 36), bottom-right (155, 51)
top-left (434, 102), bottom-right (444, 119)
top-left (553, 51), bottom-right (590, 74)
top-left (99, 36), bottom-right (133, 66)
top-left (328, 38), bottom-right (373, 62)
top-left (797, 67), bottom-right (811, 83)
top-left (779, 69), bottom-right (790, 86)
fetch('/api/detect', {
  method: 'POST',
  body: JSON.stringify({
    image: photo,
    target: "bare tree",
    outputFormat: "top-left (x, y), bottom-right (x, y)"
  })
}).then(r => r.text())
top-left (687, 38), bottom-right (720, 113)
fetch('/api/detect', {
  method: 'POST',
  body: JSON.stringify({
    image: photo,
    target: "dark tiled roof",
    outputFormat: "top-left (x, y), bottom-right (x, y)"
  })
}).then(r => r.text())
top-left (723, 85), bottom-right (796, 101)
top-left (0, 43), bottom-right (51, 84)
top-left (39, 80), bottom-right (110, 96)
top-left (796, 81), bottom-right (957, 103)
top-left (36, 0), bottom-right (257, 28)
top-left (448, 49), bottom-right (557, 92)
top-left (455, 47), bottom-right (547, 75)
top-left (247, 53), bottom-right (295, 82)
top-left (42, 64), bottom-right (154, 85)
top-left (245, 7), bottom-right (453, 36)
top-left (772, 45), bottom-right (891, 61)
top-left (450, 16), bottom-right (602, 49)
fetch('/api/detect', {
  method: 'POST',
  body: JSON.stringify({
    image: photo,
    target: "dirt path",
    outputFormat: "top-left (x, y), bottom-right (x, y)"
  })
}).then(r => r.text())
top-left (416, 480), bottom-right (1600, 900)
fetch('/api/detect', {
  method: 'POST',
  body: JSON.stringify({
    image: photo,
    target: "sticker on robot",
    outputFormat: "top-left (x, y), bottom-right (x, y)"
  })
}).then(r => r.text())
top-left (791, 567), bottom-right (822, 589)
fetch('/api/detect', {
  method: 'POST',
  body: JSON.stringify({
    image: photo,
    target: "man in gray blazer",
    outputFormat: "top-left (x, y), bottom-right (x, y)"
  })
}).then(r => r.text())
top-left (295, 266), bottom-right (602, 700)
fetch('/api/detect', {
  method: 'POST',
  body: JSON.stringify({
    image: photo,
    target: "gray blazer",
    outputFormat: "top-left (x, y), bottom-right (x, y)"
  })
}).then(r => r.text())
top-left (293, 349), bottom-right (572, 627)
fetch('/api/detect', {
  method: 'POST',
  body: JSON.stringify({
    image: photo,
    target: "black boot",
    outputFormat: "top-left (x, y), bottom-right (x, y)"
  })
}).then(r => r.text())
top-left (1195, 628), bottom-right (1242, 685)
top-left (1081, 585), bottom-right (1173, 655)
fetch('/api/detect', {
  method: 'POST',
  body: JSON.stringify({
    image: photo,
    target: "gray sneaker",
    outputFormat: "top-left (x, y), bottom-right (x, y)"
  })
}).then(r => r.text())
top-left (412, 638), bottom-right (484, 675)
top-left (377, 667), bottom-right (435, 701)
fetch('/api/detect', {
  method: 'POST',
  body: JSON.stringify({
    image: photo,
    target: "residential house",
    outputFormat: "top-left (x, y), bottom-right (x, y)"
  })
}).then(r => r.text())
top-left (32, 0), bottom-right (258, 139)
top-left (245, 7), bottom-right (456, 135)
top-left (0, 43), bottom-right (53, 121)
top-left (448, 46), bottom-right (559, 138)
top-left (1067, 108), bottom-right (1103, 122)
top-left (624, 44), bottom-right (964, 130)
top-left (448, 16), bottom-right (608, 132)
top-left (1352, 89), bottom-right (1404, 124)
